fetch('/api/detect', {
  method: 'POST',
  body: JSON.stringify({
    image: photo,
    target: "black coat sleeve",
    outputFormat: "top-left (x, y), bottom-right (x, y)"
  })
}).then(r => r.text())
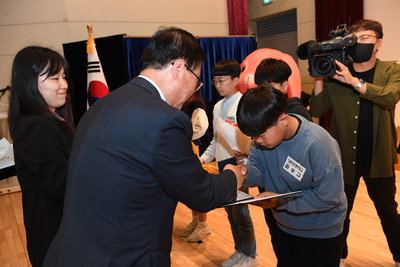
top-left (14, 116), bottom-right (71, 203)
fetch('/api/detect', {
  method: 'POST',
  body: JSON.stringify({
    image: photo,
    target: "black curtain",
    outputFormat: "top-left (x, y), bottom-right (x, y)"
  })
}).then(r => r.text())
top-left (63, 34), bottom-right (128, 125)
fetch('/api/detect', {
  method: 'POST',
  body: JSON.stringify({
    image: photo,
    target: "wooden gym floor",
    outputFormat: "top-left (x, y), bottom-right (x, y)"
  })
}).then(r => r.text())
top-left (1, 175), bottom-right (399, 267)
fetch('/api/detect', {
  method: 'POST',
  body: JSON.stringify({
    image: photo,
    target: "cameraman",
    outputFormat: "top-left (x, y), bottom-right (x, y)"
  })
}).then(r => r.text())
top-left (310, 19), bottom-right (400, 267)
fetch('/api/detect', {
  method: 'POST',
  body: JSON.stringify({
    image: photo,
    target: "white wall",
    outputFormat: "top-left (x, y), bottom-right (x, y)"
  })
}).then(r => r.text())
top-left (247, 0), bottom-right (316, 94)
top-left (0, 0), bottom-right (229, 89)
top-left (363, 0), bottom-right (400, 126)
top-left (364, 0), bottom-right (400, 62)
top-left (2, 0), bottom-right (400, 119)
top-left (248, 0), bottom-right (400, 124)
top-left (248, 0), bottom-right (400, 93)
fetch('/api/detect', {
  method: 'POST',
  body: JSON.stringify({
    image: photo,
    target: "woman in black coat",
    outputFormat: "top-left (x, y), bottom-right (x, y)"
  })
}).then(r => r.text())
top-left (8, 46), bottom-right (75, 267)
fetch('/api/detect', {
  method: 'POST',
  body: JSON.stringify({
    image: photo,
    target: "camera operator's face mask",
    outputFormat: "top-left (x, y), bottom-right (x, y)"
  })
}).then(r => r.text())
top-left (348, 42), bottom-right (376, 63)
top-left (348, 33), bottom-right (379, 63)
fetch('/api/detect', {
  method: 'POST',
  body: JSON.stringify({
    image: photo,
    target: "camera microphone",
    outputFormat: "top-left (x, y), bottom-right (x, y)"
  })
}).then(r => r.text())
top-left (296, 40), bottom-right (321, 60)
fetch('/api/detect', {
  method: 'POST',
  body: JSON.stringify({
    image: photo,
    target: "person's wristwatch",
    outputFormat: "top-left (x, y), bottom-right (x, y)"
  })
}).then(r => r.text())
top-left (354, 79), bottom-right (365, 91)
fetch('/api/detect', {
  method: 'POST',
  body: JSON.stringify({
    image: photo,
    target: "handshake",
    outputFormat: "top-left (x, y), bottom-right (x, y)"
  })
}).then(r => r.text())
top-left (224, 151), bottom-right (249, 190)
top-left (224, 163), bottom-right (248, 190)
top-left (223, 153), bottom-right (278, 209)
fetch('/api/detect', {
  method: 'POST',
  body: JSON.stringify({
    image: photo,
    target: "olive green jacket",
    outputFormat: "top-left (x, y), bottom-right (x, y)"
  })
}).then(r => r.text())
top-left (310, 59), bottom-right (400, 184)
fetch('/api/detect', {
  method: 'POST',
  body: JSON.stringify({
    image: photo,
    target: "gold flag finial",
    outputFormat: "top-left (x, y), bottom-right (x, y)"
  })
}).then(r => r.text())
top-left (87, 24), bottom-right (93, 33)
top-left (86, 24), bottom-right (95, 54)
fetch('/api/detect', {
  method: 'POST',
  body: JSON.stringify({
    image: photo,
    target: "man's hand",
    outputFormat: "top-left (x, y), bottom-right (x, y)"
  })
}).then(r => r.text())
top-left (224, 164), bottom-right (246, 190)
top-left (332, 60), bottom-right (358, 86)
top-left (237, 164), bottom-right (248, 191)
top-left (238, 163), bottom-right (248, 176)
top-left (250, 191), bottom-right (277, 209)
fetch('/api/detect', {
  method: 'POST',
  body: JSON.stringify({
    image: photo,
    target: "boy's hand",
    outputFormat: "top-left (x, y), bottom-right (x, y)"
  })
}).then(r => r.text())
top-left (250, 191), bottom-right (277, 209)
top-left (224, 164), bottom-right (246, 190)
top-left (234, 151), bottom-right (248, 165)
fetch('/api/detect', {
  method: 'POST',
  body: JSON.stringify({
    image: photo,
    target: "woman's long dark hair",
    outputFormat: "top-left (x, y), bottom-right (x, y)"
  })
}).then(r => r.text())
top-left (181, 90), bottom-right (206, 115)
top-left (8, 46), bottom-right (75, 142)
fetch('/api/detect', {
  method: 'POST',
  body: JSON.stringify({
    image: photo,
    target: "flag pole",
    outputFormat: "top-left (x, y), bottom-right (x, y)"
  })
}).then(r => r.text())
top-left (86, 24), bottom-right (110, 109)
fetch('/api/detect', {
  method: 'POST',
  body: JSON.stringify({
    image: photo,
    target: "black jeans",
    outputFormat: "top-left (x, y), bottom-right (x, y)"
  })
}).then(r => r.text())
top-left (258, 187), bottom-right (279, 256)
top-left (340, 167), bottom-right (400, 262)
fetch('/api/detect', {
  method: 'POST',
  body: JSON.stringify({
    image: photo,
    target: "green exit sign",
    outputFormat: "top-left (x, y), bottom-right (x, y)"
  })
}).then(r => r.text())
top-left (263, 0), bottom-right (272, 4)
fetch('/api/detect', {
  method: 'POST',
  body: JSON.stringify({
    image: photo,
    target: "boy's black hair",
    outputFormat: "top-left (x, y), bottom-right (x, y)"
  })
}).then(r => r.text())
top-left (254, 58), bottom-right (292, 86)
top-left (237, 84), bottom-right (288, 137)
top-left (212, 59), bottom-right (240, 78)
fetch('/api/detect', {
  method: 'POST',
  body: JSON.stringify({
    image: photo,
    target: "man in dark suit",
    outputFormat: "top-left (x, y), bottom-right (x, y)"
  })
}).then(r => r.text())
top-left (43, 26), bottom-right (245, 267)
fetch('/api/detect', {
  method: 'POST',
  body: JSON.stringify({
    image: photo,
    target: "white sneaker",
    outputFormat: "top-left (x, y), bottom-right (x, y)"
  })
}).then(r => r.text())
top-left (180, 220), bottom-right (198, 237)
top-left (232, 254), bottom-right (259, 267)
top-left (222, 251), bottom-right (243, 267)
top-left (339, 258), bottom-right (346, 267)
top-left (187, 222), bottom-right (211, 242)
top-left (395, 261), bottom-right (400, 267)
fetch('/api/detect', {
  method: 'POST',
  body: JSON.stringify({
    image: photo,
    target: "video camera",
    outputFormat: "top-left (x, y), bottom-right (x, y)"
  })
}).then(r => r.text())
top-left (296, 24), bottom-right (357, 77)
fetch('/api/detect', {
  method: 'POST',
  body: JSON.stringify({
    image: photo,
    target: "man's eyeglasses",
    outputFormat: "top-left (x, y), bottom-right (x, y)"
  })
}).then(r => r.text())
top-left (184, 64), bottom-right (204, 92)
top-left (172, 62), bottom-right (204, 92)
top-left (357, 34), bottom-right (378, 42)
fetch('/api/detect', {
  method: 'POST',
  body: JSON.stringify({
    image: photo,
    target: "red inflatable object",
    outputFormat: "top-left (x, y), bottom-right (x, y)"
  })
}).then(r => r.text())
top-left (238, 48), bottom-right (301, 98)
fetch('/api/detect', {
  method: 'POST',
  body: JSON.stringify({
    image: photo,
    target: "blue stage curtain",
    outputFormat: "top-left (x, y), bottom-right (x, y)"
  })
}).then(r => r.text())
top-left (124, 37), bottom-right (152, 81)
top-left (124, 36), bottom-right (256, 103)
top-left (198, 37), bottom-right (256, 102)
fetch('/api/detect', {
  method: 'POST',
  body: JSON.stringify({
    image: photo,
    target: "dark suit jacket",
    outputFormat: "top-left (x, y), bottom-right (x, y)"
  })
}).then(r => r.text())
top-left (44, 77), bottom-right (237, 267)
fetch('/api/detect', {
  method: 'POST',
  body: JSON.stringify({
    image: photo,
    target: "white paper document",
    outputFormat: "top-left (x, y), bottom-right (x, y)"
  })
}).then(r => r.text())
top-left (214, 117), bottom-right (252, 154)
top-left (0, 138), bottom-right (14, 169)
top-left (236, 190), bottom-right (255, 201)
top-left (221, 190), bottom-right (302, 207)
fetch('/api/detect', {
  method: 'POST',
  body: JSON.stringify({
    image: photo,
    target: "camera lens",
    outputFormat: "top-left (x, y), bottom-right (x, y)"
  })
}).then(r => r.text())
top-left (318, 60), bottom-right (330, 70)
top-left (314, 56), bottom-right (336, 76)
top-left (315, 57), bottom-right (334, 75)
top-left (308, 54), bottom-right (336, 77)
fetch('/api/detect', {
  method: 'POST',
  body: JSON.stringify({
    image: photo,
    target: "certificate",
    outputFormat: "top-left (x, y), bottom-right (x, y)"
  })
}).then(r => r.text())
top-left (221, 190), bottom-right (302, 207)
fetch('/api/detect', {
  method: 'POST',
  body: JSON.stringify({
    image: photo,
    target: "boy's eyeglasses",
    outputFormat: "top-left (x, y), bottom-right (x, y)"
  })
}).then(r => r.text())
top-left (211, 78), bottom-right (230, 85)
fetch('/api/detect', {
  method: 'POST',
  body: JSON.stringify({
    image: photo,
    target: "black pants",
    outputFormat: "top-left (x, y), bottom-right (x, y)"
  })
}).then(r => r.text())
top-left (340, 167), bottom-right (400, 262)
top-left (275, 226), bottom-right (341, 267)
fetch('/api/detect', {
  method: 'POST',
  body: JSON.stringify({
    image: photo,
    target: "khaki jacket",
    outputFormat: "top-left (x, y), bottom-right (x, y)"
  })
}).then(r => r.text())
top-left (310, 59), bottom-right (400, 184)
